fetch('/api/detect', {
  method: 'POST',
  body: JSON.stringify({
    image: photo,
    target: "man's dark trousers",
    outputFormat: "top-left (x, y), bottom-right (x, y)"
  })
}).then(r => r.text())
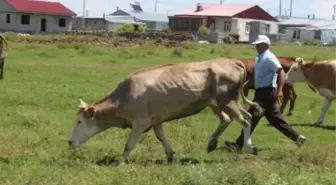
top-left (235, 87), bottom-right (300, 147)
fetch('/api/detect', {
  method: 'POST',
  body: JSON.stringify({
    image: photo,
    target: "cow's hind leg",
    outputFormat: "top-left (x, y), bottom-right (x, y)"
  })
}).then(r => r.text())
top-left (227, 101), bottom-right (256, 154)
top-left (207, 105), bottom-right (232, 153)
top-left (314, 98), bottom-right (332, 126)
top-left (153, 124), bottom-right (175, 163)
top-left (287, 86), bottom-right (297, 116)
top-left (280, 84), bottom-right (290, 114)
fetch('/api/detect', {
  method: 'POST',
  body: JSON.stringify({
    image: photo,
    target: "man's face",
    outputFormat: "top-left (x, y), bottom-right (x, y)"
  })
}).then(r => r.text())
top-left (255, 43), bottom-right (268, 54)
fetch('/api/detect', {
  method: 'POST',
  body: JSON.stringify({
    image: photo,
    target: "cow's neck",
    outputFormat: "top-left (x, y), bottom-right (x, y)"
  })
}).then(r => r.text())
top-left (300, 62), bottom-right (336, 94)
top-left (300, 63), bottom-right (318, 88)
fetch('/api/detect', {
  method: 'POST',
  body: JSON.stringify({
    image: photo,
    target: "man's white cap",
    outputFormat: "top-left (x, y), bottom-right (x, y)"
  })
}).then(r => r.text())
top-left (251, 35), bottom-right (271, 45)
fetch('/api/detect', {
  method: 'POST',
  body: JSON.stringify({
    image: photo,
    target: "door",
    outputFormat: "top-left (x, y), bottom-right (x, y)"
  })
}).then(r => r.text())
top-left (40, 18), bottom-right (47, 32)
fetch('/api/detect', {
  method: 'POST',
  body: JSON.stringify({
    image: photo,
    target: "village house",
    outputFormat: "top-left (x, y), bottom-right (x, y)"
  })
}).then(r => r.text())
top-left (169, 3), bottom-right (279, 42)
top-left (276, 16), bottom-right (336, 43)
top-left (72, 16), bottom-right (145, 31)
top-left (0, 0), bottom-right (76, 33)
top-left (109, 1), bottom-right (168, 31)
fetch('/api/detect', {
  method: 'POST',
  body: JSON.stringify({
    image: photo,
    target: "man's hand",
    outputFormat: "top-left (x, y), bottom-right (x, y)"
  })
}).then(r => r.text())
top-left (276, 89), bottom-right (283, 105)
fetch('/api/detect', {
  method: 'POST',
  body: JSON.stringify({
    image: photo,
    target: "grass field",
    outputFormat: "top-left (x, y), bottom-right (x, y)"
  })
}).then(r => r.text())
top-left (0, 37), bottom-right (335, 185)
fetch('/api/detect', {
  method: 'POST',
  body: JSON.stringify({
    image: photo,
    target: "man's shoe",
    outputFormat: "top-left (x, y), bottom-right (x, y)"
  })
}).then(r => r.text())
top-left (224, 141), bottom-right (241, 152)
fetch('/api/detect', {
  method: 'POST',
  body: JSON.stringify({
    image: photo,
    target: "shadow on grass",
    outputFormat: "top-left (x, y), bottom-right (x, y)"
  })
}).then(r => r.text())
top-left (291, 123), bottom-right (336, 131)
top-left (266, 123), bottom-right (336, 131)
top-left (95, 155), bottom-right (203, 166)
top-left (94, 146), bottom-right (267, 167)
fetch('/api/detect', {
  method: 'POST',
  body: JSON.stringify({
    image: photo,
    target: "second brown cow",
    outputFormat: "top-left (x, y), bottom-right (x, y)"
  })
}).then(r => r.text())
top-left (240, 56), bottom-right (297, 116)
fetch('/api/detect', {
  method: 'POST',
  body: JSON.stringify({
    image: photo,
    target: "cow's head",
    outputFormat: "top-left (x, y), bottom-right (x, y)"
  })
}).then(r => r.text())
top-left (285, 57), bottom-right (306, 84)
top-left (68, 99), bottom-right (109, 148)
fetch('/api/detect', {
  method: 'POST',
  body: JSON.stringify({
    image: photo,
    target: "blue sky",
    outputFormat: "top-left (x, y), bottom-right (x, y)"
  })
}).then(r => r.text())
top-left (51, 0), bottom-right (335, 19)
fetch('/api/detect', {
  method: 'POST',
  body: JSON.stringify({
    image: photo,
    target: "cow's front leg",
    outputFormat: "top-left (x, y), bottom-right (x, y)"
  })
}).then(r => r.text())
top-left (208, 105), bottom-right (232, 153)
top-left (114, 120), bottom-right (150, 166)
top-left (314, 98), bottom-right (332, 126)
top-left (153, 124), bottom-right (175, 163)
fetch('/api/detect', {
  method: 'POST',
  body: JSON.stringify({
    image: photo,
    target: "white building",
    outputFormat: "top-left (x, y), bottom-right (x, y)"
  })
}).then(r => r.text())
top-left (109, 2), bottom-right (169, 31)
top-left (72, 16), bottom-right (145, 31)
top-left (0, 0), bottom-right (76, 33)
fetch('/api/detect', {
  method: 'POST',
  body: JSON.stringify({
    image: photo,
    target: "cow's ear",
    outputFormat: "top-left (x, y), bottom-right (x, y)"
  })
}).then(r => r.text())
top-left (85, 107), bottom-right (97, 120)
top-left (78, 99), bottom-right (88, 109)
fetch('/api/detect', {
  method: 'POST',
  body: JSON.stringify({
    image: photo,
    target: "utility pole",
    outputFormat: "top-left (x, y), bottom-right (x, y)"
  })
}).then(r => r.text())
top-left (220, 0), bottom-right (223, 4)
top-left (155, 0), bottom-right (157, 12)
top-left (82, 0), bottom-right (86, 29)
top-left (289, 0), bottom-right (292, 17)
top-left (279, 0), bottom-right (282, 16)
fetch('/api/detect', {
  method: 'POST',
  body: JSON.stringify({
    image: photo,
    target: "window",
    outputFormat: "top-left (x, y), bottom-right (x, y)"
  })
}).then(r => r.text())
top-left (314, 30), bottom-right (321, 40)
top-left (21, 15), bottom-right (30, 25)
top-left (93, 20), bottom-right (97, 24)
top-left (224, 21), bottom-right (231, 32)
top-left (58, 18), bottom-right (66, 27)
top-left (265, 24), bottom-right (270, 34)
top-left (245, 22), bottom-right (250, 33)
top-left (6, 14), bottom-right (10, 24)
top-left (292, 30), bottom-right (301, 39)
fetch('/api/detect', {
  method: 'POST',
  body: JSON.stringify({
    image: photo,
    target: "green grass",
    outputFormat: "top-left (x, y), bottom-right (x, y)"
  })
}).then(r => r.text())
top-left (0, 38), bottom-right (335, 185)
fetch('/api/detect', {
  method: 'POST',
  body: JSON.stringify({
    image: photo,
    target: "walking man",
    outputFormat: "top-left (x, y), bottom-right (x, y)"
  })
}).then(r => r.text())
top-left (224, 35), bottom-right (307, 151)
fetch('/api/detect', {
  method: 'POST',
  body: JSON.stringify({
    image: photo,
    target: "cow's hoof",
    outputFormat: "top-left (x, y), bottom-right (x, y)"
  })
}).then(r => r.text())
top-left (167, 151), bottom-right (175, 164)
top-left (242, 146), bottom-right (258, 155)
top-left (313, 121), bottom-right (323, 126)
top-left (207, 139), bottom-right (218, 153)
top-left (111, 160), bottom-right (124, 167)
top-left (287, 112), bottom-right (293, 116)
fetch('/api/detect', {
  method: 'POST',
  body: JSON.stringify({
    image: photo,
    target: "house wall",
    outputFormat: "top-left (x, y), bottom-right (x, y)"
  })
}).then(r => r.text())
top-left (211, 17), bottom-right (278, 42)
top-left (72, 18), bottom-right (107, 30)
top-left (0, 12), bottom-right (72, 33)
top-left (107, 23), bottom-right (124, 31)
top-left (284, 28), bottom-right (322, 42)
top-left (234, 18), bottom-right (278, 42)
top-left (155, 22), bottom-right (168, 30)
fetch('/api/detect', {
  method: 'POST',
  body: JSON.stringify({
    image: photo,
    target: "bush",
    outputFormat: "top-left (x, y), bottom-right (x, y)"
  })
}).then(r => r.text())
top-left (116, 24), bottom-right (135, 33)
top-left (138, 25), bottom-right (146, 33)
top-left (162, 27), bottom-right (172, 33)
top-left (198, 26), bottom-right (209, 39)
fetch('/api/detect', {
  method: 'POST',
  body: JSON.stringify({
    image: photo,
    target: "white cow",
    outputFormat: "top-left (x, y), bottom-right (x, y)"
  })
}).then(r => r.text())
top-left (285, 57), bottom-right (336, 126)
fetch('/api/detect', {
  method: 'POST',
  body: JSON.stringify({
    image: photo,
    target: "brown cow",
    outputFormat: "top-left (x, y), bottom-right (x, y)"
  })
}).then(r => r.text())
top-left (286, 58), bottom-right (336, 126)
top-left (68, 58), bottom-right (263, 166)
top-left (240, 56), bottom-right (298, 116)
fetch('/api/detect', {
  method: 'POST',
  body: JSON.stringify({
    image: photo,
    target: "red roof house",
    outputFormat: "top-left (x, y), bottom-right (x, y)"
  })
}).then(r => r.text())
top-left (0, 0), bottom-right (77, 33)
top-left (169, 3), bottom-right (279, 42)
top-left (4, 0), bottom-right (76, 16)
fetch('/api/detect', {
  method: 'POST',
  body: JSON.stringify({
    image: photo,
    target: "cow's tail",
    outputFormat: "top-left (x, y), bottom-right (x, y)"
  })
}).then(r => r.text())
top-left (239, 64), bottom-right (263, 116)
top-left (0, 33), bottom-right (8, 58)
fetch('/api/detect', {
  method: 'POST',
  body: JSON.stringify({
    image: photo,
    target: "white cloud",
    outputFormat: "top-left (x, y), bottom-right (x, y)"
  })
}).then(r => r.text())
top-left (310, 0), bottom-right (336, 19)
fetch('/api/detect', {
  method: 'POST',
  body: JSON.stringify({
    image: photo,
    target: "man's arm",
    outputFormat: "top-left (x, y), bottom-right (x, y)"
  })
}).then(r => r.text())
top-left (276, 68), bottom-right (286, 93)
top-left (268, 57), bottom-right (284, 92)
